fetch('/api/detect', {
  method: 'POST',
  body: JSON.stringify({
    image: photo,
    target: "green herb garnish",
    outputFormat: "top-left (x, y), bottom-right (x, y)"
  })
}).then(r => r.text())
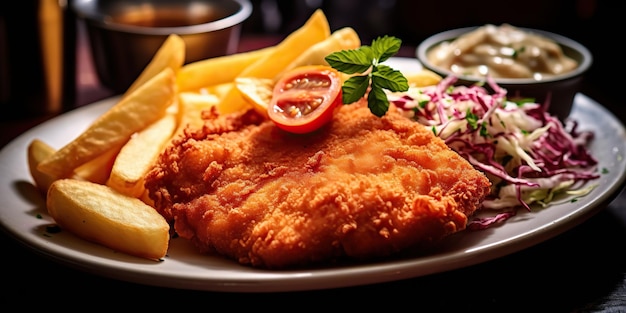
top-left (466, 109), bottom-right (479, 130)
top-left (511, 97), bottom-right (536, 106)
top-left (325, 35), bottom-right (408, 117)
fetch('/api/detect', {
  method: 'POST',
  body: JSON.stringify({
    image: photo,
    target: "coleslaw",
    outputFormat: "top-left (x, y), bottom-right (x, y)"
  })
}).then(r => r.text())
top-left (387, 75), bottom-right (600, 229)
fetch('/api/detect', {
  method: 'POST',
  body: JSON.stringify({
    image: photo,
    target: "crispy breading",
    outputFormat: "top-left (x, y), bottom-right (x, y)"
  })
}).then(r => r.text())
top-left (145, 100), bottom-right (491, 269)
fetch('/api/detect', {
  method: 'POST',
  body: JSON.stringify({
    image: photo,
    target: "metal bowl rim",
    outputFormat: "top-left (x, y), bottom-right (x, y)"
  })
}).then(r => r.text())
top-left (72, 0), bottom-right (252, 35)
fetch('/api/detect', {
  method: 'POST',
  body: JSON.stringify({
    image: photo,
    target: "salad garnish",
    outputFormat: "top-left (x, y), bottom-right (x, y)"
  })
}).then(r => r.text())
top-left (388, 75), bottom-right (600, 229)
top-left (325, 35), bottom-right (408, 117)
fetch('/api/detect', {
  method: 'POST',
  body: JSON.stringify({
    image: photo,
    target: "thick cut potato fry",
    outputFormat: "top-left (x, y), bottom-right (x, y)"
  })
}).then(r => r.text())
top-left (47, 179), bottom-right (170, 260)
top-left (27, 139), bottom-right (58, 195)
top-left (175, 91), bottom-right (220, 135)
top-left (200, 82), bottom-right (233, 100)
top-left (177, 46), bottom-right (275, 93)
top-left (72, 146), bottom-right (120, 184)
top-left (107, 113), bottom-right (177, 198)
top-left (238, 9), bottom-right (330, 78)
top-left (216, 9), bottom-right (331, 114)
top-left (125, 34), bottom-right (185, 96)
top-left (232, 27), bottom-right (360, 117)
top-left (275, 27), bottom-right (361, 80)
top-left (28, 139), bottom-right (118, 193)
top-left (37, 68), bottom-right (177, 178)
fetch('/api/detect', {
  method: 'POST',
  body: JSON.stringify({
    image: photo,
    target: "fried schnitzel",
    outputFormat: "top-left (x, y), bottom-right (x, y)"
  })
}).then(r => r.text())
top-left (144, 101), bottom-right (491, 269)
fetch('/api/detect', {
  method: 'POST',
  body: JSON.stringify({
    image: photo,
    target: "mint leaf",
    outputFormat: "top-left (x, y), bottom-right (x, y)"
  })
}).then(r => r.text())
top-left (325, 47), bottom-right (372, 74)
top-left (371, 36), bottom-right (401, 64)
top-left (371, 65), bottom-right (408, 92)
top-left (367, 87), bottom-right (389, 117)
top-left (325, 35), bottom-right (408, 116)
top-left (342, 75), bottom-right (370, 104)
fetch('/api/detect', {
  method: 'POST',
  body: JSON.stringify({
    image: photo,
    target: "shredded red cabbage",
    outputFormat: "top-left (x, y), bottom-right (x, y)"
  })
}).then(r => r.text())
top-left (388, 75), bottom-right (600, 229)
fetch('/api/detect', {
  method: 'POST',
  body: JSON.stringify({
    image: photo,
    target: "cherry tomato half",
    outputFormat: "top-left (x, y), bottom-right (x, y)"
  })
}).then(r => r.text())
top-left (268, 65), bottom-right (343, 134)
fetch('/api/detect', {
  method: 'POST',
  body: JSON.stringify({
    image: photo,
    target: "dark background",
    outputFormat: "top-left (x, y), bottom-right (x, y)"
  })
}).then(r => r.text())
top-left (2, 1), bottom-right (625, 311)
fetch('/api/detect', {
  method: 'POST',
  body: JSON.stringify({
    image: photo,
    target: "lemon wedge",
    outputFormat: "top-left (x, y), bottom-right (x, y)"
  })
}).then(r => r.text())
top-left (235, 77), bottom-right (275, 117)
top-left (404, 70), bottom-right (442, 87)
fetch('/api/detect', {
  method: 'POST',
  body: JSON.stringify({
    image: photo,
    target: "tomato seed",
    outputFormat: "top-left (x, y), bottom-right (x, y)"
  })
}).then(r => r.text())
top-left (280, 97), bottom-right (324, 118)
top-left (284, 77), bottom-right (330, 91)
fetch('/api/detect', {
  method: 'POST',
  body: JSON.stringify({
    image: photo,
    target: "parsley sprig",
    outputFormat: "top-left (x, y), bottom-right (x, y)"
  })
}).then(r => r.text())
top-left (325, 35), bottom-right (409, 117)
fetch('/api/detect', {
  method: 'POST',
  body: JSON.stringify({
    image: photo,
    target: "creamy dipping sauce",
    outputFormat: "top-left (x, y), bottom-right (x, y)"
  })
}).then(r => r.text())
top-left (427, 24), bottom-right (578, 80)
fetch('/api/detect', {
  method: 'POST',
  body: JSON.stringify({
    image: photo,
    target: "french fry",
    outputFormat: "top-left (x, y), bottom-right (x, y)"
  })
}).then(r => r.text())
top-left (238, 9), bottom-right (330, 78)
top-left (177, 46), bottom-right (275, 93)
top-left (125, 34), bottom-right (185, 96)
top-left (275, 27), bottom-right (361, 80)
top-left (107, 113), bottom-right (177, 198)
top-left (175, 91), bottom-right (220, 135)
top-left (27, 139), bottom-right (58, 195)
top-left (28, 138), bottom-right (119, 193)
top-left (73, 146), bottom-right (120, 184)
top-left (232, 27), bottom-right (361, 117)
top-left (216, 9), bottom-right (332, 114)
top-left (47, 179), bottom-right (170, 260)
top-left (37, 67), bottom-right (177, 179)
top-left (201, 82), bottom-right (233, 100)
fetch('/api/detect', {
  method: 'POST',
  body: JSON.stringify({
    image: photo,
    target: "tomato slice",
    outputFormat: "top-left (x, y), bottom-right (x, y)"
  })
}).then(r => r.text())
top-left (268, 65), bottom-right (343, 134)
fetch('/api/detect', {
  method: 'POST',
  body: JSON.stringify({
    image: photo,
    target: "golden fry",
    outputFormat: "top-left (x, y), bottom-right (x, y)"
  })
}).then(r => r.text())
top-left (177, 46), bottom-right (275, 93)
top-left (28, 139), bottom-right (118, 192)
top-left (27, 139), bottom-right (58, 195)
top-left (37, 68), bottom-right (177, 178)
top-left (73, 146), bottom-right (120, 184)
top-left (200, 82), bottom-right (233, 100)
top-left (238, 9), bottom-right (330, 78)
top-left (232, 27), bottom-right (360, 117)
top-left (216, 9), bottom-right (332, 114)
top-left (107, 113), bottom-right (177, 198)
top-left (275, 27), bottom-right (361, 80)
top-left (47, 179), bottom-right (170, 260)
top-left (125, 34), bottom-right (185, 96)
top-left (175, 91), bottom-right (220, 135)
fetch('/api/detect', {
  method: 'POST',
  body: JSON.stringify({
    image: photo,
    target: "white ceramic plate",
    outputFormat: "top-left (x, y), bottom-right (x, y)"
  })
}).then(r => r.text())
top-left (1, 58), bottom-right (625, 292)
